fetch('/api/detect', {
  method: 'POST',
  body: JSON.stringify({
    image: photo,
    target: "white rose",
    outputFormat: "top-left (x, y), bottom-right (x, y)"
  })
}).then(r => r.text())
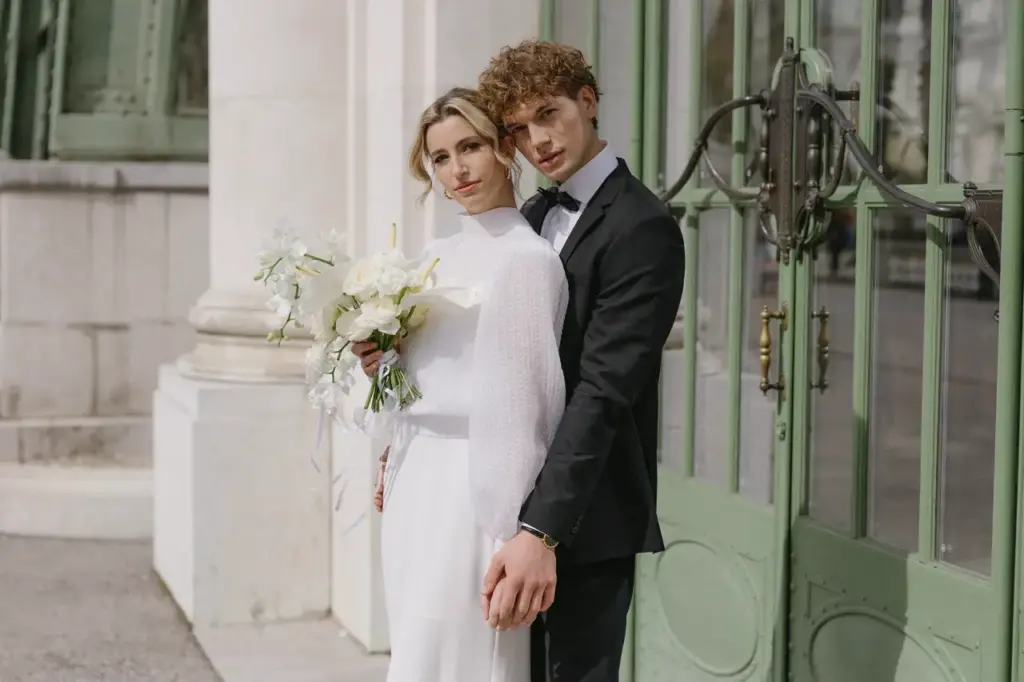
top-left (355, 298), bottom-right (402, 336)
top-left (407, 305), bottom-right (428, 329)
top-left (343, 258), bottom-right (383, 299)
top-left (376, 265), bottom-right (418, 297)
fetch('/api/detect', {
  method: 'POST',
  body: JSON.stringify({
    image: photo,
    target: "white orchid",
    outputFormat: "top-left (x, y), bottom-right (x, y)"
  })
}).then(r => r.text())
top-left (297, 262), bottom-right (354, 340)
top-left (257, 225), bottom-right (308, 273)
top-left (267, 277), bottom-right (300, 320)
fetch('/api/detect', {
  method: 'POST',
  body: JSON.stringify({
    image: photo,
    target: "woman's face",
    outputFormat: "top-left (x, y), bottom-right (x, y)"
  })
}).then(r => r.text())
top-left (426, 115), bottom-right (512, 215)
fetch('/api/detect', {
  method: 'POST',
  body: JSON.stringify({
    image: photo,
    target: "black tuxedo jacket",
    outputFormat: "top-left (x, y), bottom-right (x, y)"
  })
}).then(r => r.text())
top-left (518, 160), bottom-right (686, 565)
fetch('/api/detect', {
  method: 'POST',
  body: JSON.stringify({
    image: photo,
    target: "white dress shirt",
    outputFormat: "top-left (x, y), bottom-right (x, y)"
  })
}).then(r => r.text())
top-left (540, 142), bottom-right (619, 253)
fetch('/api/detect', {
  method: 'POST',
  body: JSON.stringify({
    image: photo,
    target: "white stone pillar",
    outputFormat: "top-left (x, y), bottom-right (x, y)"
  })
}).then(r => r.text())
top-left (152, 0), bottom-right (345, 628)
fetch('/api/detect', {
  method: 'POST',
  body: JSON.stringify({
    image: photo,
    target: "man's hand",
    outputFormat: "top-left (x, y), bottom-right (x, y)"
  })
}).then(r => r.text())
top-left (482, 531), bottom-right (556, 630)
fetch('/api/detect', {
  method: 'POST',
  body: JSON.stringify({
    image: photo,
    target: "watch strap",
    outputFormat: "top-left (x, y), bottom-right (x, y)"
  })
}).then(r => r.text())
top-left (519, 522), bottom-right (558, 549)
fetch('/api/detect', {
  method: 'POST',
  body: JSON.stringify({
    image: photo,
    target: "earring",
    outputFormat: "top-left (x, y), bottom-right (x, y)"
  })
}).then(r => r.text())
top-left (506, 166), bottom-right (511, 180)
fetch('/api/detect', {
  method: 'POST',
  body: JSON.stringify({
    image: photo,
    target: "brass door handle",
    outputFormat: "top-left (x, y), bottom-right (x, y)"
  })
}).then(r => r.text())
top-left (759, 304), bottom-right (787, 396)
top-left (811, 306), bottom-right (830, 392)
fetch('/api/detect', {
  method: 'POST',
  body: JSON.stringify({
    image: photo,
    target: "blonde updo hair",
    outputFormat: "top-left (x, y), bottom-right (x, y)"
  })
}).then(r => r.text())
top-left (409, 87), bottom-right (521, 203)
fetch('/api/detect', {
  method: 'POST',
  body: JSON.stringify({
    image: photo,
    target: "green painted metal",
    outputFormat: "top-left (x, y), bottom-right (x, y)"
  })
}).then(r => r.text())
top-left (4, 0), bottom-right (47, 158)
top-left (48, 0), bottom-right (208, 160)
top-left (30, 0), bottom-right (53, 158)
top-left (724, 0), bottom-right (751, 494)
top-left (786, 0), bottom-right (1013, 677)
top-left (629, 0), bottom-right (645, 173)
top-left (1001, 0), bottom-right (1024, 675)
top-left (917, 0), bottom-right (953, 566)
top-left (47, 0), bottom-right (69, 148)
top-left (641, 0), bottom-right (664, 188)
top-left (1, 0), bottom-right (22, 152)
top-left (679, 0), bottom-right (701, 481)
top-left (539, 0), bottom-right (555, 40)
top-left (625, 0), bottom-right (1022, 679)
top-left (633, 0), bottom-right (784, 676)
top-left (49, 113), bottom-right (207, 159)
top-left (850, 0), bottom-right (880, 542)
top-left (0, 0), bottom-right (207, 159)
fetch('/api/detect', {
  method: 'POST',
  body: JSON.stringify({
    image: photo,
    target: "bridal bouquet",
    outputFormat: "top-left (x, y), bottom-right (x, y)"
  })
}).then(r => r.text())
top-left (254, 223), bottom-right (470, 421)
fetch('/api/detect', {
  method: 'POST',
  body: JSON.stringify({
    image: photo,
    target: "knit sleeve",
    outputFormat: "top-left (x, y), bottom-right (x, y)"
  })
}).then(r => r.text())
top-left (468, 245), bottom-right (568, 542)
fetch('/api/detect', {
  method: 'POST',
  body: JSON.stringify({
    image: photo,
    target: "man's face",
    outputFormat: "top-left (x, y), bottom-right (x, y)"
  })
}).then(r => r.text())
top-left (504, 88), bottom-right (599, 184)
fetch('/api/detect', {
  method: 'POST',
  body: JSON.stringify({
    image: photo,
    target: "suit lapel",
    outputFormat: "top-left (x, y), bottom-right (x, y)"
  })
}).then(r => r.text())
top-left (558, 160), bottom-right (628, 265)
top-left (521, 193), bottom-right (548, 236)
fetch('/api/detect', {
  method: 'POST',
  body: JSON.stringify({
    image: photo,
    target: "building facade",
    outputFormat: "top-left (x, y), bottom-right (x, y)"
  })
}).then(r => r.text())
top-left (2, 0), bottom-right (1023, 680)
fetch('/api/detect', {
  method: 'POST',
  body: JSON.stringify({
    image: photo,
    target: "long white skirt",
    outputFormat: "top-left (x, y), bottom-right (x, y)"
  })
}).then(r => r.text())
top-left (381, 422), bottom-right (530, 682)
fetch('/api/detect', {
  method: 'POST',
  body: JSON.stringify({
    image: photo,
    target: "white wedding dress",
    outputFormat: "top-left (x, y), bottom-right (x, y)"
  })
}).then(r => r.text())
top-left (377, 206), bottom-right (568, 682)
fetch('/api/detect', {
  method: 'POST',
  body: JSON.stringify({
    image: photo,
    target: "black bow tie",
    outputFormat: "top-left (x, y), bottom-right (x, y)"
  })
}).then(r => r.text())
top-left (538, 186), bottom-right (581, 212)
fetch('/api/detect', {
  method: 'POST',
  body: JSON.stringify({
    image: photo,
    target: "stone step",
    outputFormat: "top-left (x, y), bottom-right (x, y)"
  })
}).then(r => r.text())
top-left (195, 619), bottom-right (389, 682)
top-left (0, 463), bottom-right (151, 540)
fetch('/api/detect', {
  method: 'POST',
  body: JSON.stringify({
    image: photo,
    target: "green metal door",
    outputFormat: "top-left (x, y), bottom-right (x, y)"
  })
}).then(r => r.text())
top-left (630, 0), bottom-right (1023, 680)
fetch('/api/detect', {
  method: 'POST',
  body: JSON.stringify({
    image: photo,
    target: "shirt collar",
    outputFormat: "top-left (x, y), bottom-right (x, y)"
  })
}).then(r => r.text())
top-left (559, 142), bottom-right (617, 206)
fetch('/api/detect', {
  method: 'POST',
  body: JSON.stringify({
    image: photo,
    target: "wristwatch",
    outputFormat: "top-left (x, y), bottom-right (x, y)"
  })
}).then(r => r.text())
top-left (519, 523), bottom-right (559, 550)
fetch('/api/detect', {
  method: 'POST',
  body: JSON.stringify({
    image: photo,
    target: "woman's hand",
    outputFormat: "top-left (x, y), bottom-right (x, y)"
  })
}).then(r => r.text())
top-left (352, 336), bottom-right (402, 378)
top-left (374, 447), bottom-right (389, 512)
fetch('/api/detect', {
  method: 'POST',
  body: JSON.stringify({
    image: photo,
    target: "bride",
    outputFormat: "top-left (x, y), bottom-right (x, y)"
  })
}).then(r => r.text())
top-left (360, 87), bottom-right (568, 681)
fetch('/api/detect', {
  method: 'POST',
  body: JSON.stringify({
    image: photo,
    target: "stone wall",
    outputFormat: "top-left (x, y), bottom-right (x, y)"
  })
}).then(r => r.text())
top-left (0, 162), bottom-right (208, 537)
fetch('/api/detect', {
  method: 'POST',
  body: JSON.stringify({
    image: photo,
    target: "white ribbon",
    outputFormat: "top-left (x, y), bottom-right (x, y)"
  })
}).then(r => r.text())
top-left (377, 348), bottom-right (398, 382)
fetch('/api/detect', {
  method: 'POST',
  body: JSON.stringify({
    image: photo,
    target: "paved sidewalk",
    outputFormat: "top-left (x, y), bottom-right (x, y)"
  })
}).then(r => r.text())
top-left (0, 535), bottom-right (220, 682)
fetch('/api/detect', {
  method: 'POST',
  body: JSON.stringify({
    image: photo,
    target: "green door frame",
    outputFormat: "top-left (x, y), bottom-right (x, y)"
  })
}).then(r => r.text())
top-left (540, 0), bottom-right (1024, 679)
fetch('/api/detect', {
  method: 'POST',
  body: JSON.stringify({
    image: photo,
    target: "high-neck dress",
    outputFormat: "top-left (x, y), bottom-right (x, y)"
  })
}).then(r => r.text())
top-left (378, 206), bottom-right (568, 682)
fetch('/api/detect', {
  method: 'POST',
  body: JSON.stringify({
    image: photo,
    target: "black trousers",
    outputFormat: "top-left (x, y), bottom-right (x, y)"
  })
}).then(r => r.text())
top-left (530, 556), bottom-right (636, 682)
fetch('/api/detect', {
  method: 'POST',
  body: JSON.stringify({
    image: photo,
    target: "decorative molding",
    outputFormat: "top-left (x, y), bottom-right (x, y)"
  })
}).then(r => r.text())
top-left (177, 287), bottom-right (312, 383)
top-left (0, 160), bottom-right (208, 192)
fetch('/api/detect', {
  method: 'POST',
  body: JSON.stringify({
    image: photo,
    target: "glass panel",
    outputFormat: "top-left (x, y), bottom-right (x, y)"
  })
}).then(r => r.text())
top-left (947, 0), bottom-right (1006, 184)
top-left (875, 0), bottom-right (932, 183)
top-left (693, 209), bottom-right (732, 486)
top-left (660, 216), bottom-right (688, 473)
top-left (597, 0), bottom-right (637, 160)
top-left (738, 212), bottom-right (778, 504)
top-left (747, 0), bottom-right (786, 187)
top-left (868, 209), bottom-right (926, 553)
top-left (816, 0), bottom-right (861, 187)
top-left (555, 0), bottom-right (595, 59)
top-left (176, 0), bottom-right (209, 113)
top-left (664, 0), bottom-right (697, 184)
top-left (808, 208), bottom-right (858, 529)
top-left (938, 218), bottom-right (999, 575)
top-left (817, 1), bottom-right (862, 87)
top-left (701, 0), bottom-right (735, 183)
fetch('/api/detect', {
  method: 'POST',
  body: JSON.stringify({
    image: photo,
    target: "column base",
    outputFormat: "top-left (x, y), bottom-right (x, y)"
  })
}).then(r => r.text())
top-left (152, 363), bottom-right (331, 627)
top-left (177, 287), bottom-right (311, 383)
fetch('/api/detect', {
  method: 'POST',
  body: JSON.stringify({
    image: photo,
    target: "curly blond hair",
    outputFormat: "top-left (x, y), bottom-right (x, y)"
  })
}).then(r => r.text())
top-left (408, 87), bottom-right (520, 203)
top-left (477, 40), bottom-right (601, 129)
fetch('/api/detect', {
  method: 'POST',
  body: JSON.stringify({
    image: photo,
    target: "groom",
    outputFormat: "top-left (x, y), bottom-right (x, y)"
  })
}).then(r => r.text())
top-left (474, 41), bottom-right (685, 681)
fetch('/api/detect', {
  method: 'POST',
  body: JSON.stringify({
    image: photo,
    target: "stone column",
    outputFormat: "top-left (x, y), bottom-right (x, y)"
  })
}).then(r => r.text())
top-left (152, 0), bottom-right (345, 628)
